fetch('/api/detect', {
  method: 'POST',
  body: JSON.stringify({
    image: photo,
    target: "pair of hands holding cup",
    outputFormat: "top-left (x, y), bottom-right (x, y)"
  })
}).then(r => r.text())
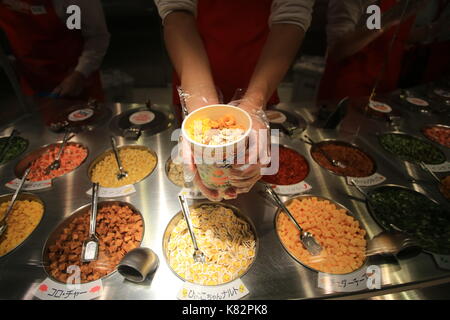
top-left (179, 89), bottom-right (270, 202)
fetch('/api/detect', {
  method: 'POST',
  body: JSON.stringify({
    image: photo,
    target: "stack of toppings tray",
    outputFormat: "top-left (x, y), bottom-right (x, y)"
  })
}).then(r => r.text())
top-left (15, 142), bottom-right (89, 182)
top-left (163, 203), bottom-right (257, 286)
top-left (262, 145), bottom-right (309, 186)
top-left (422, 124), bottom-right (450, 149)
top-left (88, 145), bottom-right (157, 188)
top-left (0, 193), bottom-right (44, 258)
top-left (0, 135), bottom-right (28, 166)
top-left (310, 140), bottom-right (376, 177)
top-left (366, 185), bottom-right (450, 255)
top-left (43, 201), bottom-right (144, 283)
top-left (275, 195), bottom-right (367, 274)
top-left (378, 132), bottom-right (446, 165)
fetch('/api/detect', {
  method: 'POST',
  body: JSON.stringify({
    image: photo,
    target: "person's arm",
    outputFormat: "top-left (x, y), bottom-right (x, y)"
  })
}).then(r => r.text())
top-left (243, 0), bottom-right (314, 109)
top-left (163, 11), bottom-right (218, 111)
top-left (52, 0), bottom-right (110, 97)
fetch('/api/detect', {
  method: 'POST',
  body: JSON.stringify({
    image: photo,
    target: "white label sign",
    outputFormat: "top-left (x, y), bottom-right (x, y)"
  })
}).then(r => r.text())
top-left (432, 254), bottom-right (450, 270)
top-left (426, 162), bottom-right (450, 173)
top-left (346, 173), bottom-right (386, 187)
top-left (86, 185), bottom-right (136, 198)
top-left (5, 178), bottom-right (52, 191)
top-left (178, 279), bottom-right (249, 300)
top-left (318, 265), bottom-right (377, 293)
top-left (271, 181), bottom-right (312, 195)
top-left (434, 88), bottom-right (450, 98)
top-left (34, 278), bottom-right (102, 300)
top-left (68, 108), bottom-right (94, 122)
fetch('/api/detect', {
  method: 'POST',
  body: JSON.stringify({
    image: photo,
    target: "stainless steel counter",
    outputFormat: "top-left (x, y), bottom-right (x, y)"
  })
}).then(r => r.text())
top-left (0, 93), bottom-right (449, 300)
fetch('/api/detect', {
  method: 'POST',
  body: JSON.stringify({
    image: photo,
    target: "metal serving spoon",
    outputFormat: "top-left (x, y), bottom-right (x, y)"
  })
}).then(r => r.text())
top-left (82, 182), bottom-right (100, 262)
top-left (110, 136), bottom-right (128, 180)
top-left (303, 135), bottom-right (347, 169)
top-left (45, 129), bottom-right (72, 175)
top-left (177, 194), bottom-right (206, 263)
top-left (418, 161), bottom-right (441, 184)
top-left (0, 167), bottom-right (31, 238)
top-left (264, 184), bottom-right (322, 256)
top-left (0, 129), bottom-right (19, 163)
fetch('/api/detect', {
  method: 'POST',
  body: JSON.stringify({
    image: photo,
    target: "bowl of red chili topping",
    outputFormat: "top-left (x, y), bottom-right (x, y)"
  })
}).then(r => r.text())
top-left (262, 145), bottom-right (309, 186)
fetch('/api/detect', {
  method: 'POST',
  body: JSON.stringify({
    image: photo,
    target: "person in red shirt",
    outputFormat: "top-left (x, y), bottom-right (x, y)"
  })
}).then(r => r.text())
top-left (155, 0), bottom-right (314, 200)
top-left (0, 0), bottom-right (110, 101)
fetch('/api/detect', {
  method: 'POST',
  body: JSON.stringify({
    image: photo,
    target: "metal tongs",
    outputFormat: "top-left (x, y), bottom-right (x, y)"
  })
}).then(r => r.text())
top-left (45, 129), bottom-right (72, 175)
top-left (82, 182), bottom-right (100, 262)
top-left (0, 129), bottom-right (19, 164)
top-left (264, 184), bottom-right (322, 256)
top-left (302, 135), bottom-right (347, 169)
top-left (0, 167), bottom-right (32, 238)
top-left (178, 194), bottom-right (206, 263)
top-left (419, 161), bottom-right (441, 184)
top-left (110, 136), bottom-right (128, 180)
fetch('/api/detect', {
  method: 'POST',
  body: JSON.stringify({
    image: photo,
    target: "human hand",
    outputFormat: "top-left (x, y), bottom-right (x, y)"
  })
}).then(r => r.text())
top-left (52, 71), bottom-right (85, 98)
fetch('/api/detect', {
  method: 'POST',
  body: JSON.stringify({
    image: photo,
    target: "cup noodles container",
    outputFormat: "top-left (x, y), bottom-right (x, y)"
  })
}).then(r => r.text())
top-left (182, 104), bottom-right (252, 190)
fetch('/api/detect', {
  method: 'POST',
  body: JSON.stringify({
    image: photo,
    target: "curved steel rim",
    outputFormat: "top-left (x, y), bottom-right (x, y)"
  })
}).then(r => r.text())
top-left (0, 136), bottom-right (29, 168)
top-left (162, 202), bottom-right (259, 287)
top-left (14, 141), bottom-right (90, 181)
top-left (377, 131), bottom-right (447, 165)
top-left (365, 184), bottom-right (448, 255)
top-left (0, 192), bottom-right (45, 259)
top-left (308, 139), bottom-right (378, 178)
top-left (87, 144), bottom-right (158, 188)
top-left (420, 124), bottom-right (450, 149)
top-left (262, 144), bottom-right (310, 186)
top-left (273, 194), bottom-right (369, 275)
top-left (41, 200), bottom-right (145, 284)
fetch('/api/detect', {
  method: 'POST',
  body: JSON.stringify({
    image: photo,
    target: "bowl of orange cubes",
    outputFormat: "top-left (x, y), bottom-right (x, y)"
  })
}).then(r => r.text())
top-left (275, 195), bottom-right (368, 275)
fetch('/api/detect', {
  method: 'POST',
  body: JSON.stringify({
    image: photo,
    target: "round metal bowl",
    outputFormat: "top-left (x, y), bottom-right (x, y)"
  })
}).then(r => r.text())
top-left (87, 145), bottom-right (158, 187)
top-left (365, 184), bottom-right (449, 255)
top-left (262, 144), bottom-right (310, 186)
top-left (14, 142), bottom-right (89, 180)
top-left (165, 156), bottom-right (184, 188)
top-left (0, 192), bottom-right (45, 259)
top-left (0, 135), bottom-right (29, 168)
top-left (377, 131), bottom-right (447, 165)
top-left (309, 139), bottom-right (377, 178)
top-left (162, 202), bottom-right (259, 286)
top-left (274, 194), bottom-right (369, 275)
top-left (42, 200), bottom-right (145, 284)
top-left (421, 124), bottom-right (450, 149)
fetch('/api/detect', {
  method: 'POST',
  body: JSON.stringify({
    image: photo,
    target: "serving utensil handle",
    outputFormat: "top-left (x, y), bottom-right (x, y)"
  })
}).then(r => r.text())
top-left (178, 194), bottom-right (200, 251)
top-left (2, 166), bottom-right (31, 223)
top-left (264, 184), bottom-right (304, 233)
top-left (55, 129), bottom-right (71, 161)
top-left (89, 183), bottom-right (99, 237)
top-left (110, 136), bottom-right (125, 172)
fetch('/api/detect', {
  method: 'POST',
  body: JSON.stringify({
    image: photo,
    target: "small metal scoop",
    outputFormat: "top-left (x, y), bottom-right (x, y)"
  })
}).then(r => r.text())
top-left (264, 184), bottom-right (322, 256)
top-left (45, 129), bottom-right (72, 175)
top-left (0, 167), bottom-right (32, 238)
top-left (110, 136), bottom-right (128, 180)
top-left (178, 194), bottom-right (206, 263)
top-left (82, 182), bottom-right (100, 262)
top-left (303, 135), bottom-right (347, 169)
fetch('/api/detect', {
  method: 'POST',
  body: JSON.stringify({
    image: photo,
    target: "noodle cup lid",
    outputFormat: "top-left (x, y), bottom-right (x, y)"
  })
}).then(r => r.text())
top-left (434, 88), bottom-right (450, 98)
top-left (68, 108), bottom-right (94, 122)
top-left (369, 101), bottom-right (392, 113)
top-left (406, 97), bottom-right (429, 107)
top-left (265, 110), bottom-right (287, 124)
top-left (129, 110), bottom-right (155, 125)
top-left (181, 104), bottom-right (253, 149)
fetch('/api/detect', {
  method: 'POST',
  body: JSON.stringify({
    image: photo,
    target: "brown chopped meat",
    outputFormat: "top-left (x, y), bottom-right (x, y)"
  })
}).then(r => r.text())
top-left (46, 204), bottom-right (144, 283)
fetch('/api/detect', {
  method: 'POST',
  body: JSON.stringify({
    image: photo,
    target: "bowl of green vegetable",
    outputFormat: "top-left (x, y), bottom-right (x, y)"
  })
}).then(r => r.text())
top-left (0, 135), bottom-right (29, 167)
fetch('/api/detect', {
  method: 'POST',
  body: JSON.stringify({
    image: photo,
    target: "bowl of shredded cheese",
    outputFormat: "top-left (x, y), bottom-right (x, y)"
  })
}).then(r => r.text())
top-left (163, 202), bottom-right (258, 286)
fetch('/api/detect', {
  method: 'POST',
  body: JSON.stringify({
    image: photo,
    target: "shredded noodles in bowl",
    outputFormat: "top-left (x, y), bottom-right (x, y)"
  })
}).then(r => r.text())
top-left (167, 204), bottom-right (256, 285)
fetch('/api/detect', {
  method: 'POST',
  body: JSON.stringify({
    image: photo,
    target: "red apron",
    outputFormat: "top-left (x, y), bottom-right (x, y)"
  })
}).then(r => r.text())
top-left (317, 0), bottom-right (416, 102)
top-left (172, 0), bottom-right (279, 106)
top-left (0, 0), bottom-right (104, 101)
